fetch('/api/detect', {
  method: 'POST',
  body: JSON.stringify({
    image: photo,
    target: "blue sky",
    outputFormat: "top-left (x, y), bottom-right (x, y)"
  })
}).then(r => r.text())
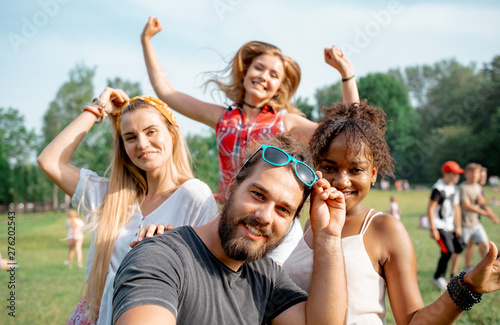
top-left (2, 0), bottom-right (500, 137)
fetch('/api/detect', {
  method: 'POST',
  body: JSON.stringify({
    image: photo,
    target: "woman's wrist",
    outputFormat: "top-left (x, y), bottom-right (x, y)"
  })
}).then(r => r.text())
top-left (81, 102), bottom-right (107, 124)
top-left (342, 75), bottom-right (355, 82)
top-left (340, 66), bottom-right (354, 79)
top-left (462, 271), bottom-right (479, 294)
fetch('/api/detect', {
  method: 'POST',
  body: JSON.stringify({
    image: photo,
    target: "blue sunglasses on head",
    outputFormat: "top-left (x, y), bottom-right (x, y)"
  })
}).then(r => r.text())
top-left (242, 145), bottom-right (318, 187)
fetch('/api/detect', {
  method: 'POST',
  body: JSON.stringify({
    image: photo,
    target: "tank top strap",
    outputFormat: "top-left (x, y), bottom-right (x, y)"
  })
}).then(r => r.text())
top-left (359, 209), bottom-right (383, 235)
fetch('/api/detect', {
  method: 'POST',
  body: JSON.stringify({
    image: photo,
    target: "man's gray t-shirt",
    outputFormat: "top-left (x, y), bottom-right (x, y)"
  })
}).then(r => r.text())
top-left (112, 226), bottom-right (308, 324)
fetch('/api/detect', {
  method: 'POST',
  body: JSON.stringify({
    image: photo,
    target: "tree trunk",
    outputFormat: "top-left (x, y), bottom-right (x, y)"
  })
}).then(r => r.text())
top-left (52, 183), bottom-right (58, 210)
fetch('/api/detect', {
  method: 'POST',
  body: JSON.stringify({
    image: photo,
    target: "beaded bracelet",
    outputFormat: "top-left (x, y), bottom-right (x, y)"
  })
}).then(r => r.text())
top-left (447, 271), bottom-right (482, 311)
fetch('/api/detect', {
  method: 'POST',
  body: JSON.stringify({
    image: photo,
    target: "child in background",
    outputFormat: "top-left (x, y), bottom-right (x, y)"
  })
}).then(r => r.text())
top-left (64, 209), bottom-right (85, 268)
top-left (1, 251), bottom-right (17, 270)
top-left (388, 195), bottom-right (401, 220)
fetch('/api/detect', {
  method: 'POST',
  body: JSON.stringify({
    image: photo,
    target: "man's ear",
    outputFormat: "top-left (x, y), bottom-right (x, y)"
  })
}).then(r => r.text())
top-left (225, 178), bottom-right (236, 202)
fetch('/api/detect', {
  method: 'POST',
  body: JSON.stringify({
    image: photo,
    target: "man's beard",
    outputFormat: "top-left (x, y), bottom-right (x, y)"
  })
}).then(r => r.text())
top-left (218, 192), bottom-right (287, 264)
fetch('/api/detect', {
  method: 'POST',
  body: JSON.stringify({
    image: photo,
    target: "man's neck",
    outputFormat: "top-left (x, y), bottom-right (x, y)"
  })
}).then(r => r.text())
top-left (194, 217), bottom-right (245, 272)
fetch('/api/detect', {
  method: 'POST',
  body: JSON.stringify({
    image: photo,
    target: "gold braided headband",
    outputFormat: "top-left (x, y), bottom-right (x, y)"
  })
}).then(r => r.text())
top-left (116, 96), bottom-right (177, 132)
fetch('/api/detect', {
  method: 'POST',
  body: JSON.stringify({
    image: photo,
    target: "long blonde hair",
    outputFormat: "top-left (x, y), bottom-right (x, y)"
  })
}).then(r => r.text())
top-left (205, 41), bottom-right (303, 116)
top-left (83, 101), bottom-right (193, 319)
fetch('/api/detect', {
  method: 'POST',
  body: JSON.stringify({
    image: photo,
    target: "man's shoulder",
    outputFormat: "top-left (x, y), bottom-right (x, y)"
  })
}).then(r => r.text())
top-left (132, 226), bottom-right (198, 261)
top-left (432, 179), bottom-right (446, 190)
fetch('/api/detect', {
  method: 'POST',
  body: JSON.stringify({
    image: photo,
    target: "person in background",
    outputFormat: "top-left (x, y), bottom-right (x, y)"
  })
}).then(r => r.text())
top-left (64, 209), bottom-right (86, 269)
top-left (457, 167), bottom-right (499, 271)
top-left (388, 195), bottom-right (401, 220)
top-left (427, 161), bottom-right (464, 289)
top-left (0, 251), bottom-right (17, 270)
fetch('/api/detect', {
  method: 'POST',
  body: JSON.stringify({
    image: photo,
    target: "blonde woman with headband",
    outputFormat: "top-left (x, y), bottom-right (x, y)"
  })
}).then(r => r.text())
top-left (37, 87), bottom-right (218, 325)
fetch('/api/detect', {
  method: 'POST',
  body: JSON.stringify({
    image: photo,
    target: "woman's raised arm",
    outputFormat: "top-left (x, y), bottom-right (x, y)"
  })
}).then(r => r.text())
top-left (141, 17), bottom-right (225, 129)
top-left (37, 88), bottom-right (128, 196)
top-left (324, 45), bottom-right (360, 104)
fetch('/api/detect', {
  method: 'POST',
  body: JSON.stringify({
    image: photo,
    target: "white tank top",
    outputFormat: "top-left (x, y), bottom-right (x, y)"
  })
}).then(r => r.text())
top-left (283, 209), bottom-right (387, 325)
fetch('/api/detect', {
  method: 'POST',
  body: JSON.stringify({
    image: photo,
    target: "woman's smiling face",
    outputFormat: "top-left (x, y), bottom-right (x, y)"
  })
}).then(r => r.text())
top-left (317, 132), bottom-right (378, 215)
top-left (243, 54), bottom-right (284, 104)
top-left (120, 107), bottom-right (174, 173)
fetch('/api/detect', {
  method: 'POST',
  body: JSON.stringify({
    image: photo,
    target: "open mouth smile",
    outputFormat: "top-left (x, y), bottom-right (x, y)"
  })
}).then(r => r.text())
top-left (243, 222), bottom-right (267, 240)
top-left (138, 151), bottom-right (158, 159)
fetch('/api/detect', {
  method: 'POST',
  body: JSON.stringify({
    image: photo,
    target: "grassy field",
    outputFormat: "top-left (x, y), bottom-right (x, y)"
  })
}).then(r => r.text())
top-left (1, 188), bottom-right (499, 324)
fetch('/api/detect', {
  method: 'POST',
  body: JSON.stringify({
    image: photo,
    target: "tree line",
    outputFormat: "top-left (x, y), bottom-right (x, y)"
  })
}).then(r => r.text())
top-left (2, 55), bottom-right (499, 210)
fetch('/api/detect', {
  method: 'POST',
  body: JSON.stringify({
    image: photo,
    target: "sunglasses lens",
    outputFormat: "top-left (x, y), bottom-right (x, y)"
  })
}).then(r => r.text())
top-left (296, 162), bottom-right (316, 186)
top-left (264, 147), bottom-right (289, 166)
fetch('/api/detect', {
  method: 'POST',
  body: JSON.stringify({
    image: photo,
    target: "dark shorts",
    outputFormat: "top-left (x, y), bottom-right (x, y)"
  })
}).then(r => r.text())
top-left (438, 229), bottom-right (465, 254)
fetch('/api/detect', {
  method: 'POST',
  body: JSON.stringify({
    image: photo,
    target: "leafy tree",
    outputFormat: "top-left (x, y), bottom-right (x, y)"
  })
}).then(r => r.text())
top-left (357, 73), bottom-right (420, 179)
top-left (41, 63), bottom-right (96, 150)
top-left (473, 56), bottom-right (500, 176)
top-left (294, 96), bottom-right (316, 121)
top-left (186, 130), bottom-right (219, 192)
top-left (314, 81), bottom-right (343, 119)
top-left (0, 107), bottom-right (37, 166)
top-left (0, 107), bottom-right (37, 204)
top-left (40, 63), bottom-right (96, 209)
top-left (420, 61), bottom-right (486, 131)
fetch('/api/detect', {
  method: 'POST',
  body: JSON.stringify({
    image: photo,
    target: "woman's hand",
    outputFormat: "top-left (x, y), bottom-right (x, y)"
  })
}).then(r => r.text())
top-left (309, 172), bottom-right (346, 238)
top-left (129, 223), bottom-right (174, 248)
top-left (324, 45), bottom-right (354, 79)
top-left (95, 87), bottom-right (129, 118)
top-left (141, 17), bottom-right (163, 42)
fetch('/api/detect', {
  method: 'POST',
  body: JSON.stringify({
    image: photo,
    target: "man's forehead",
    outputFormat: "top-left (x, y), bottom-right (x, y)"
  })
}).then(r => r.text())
top-left (240, 161), bottom-right (304, 203)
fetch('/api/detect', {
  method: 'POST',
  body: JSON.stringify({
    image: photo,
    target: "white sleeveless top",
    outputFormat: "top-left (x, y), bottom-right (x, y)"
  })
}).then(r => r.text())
top-left (283, 209), bottom-right (387, 325)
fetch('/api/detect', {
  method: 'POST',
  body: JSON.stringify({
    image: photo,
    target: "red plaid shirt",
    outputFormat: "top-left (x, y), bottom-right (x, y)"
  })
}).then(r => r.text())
top-left (216, 104), bottom-right (287, 191)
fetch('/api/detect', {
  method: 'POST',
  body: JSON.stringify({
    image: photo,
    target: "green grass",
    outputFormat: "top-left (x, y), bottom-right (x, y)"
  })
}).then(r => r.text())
top-left (362, 188), bottom-right (500, 325)
top-left (1, 189), bottom-right (499, 324)
top-left (0, 212), bottom-right (91, 324)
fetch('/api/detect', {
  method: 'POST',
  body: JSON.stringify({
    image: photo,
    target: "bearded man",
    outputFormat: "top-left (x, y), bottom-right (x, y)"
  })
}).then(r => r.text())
top-left (112, 134), bottom-right (347, 325)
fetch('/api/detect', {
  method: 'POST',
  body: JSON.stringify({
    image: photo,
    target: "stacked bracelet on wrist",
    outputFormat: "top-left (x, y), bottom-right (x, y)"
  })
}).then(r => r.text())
top-left (80, 97), bottom-right (108, 124)
top-left (447, 271), bottom-right (482, 311)
top-left (342, 75), bottom-right (354, 82)
top-left (81, 105), bottom-right (106, 124)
